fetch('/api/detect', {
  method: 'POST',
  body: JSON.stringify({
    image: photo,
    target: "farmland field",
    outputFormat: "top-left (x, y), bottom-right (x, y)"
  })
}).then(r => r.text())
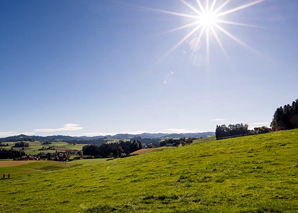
top-left (1, 130), bottom-right (298, 212)
top-left (0, 160), bottom-right (35, 168)
top-left (1, 141), bottom-right (85, 155)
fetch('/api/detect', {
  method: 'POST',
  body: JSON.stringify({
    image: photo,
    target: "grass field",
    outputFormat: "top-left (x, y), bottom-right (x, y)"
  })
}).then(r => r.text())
top-left (1, 130), bottom-right (298, 212)
top-left (2, 141), bottom-right (85, 154)
top-left (0, 160), bottom-right (35, 168)
top-left (131, 146), bottom-right (175, 155)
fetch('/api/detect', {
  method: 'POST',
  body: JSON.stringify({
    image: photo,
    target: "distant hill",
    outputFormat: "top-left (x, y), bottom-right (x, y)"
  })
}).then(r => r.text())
top-left (0, 134), bottom-right (87, 143)
top-left (0, 132), bottom-right (214, 143)
top-left (104, 132), bottom-right (214, 139)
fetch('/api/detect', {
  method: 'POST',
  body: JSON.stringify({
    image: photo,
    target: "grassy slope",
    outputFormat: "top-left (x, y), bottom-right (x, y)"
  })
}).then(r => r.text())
top-left (1, 130), bottom-right (298, 212)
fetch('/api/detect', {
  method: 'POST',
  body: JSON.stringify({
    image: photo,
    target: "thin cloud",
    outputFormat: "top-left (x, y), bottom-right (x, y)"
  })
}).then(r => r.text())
top-left (163, 128), bottom-right (202, 133)
top-left (20, 132), bottom-right (36, 136)
top-left (163, 71), bottom-right (174, 84)
top-left (0, 124), bottom-right (84, 138)
top-left (34, 124), bottom-right (84, 133)
top-left (73, 130), bottom-right (148, 137)
top-left (250, 122), bottom-right (270, 129)
top-left (72, 132), bottom-right (116, 137)
top-left (210, 119), bottom-right (226, 122)
top-left (0, 127), bottom-right (211, 138)
top-left (251, 122), bottom-right (269, 125)
top-left (74, 129), bottom-right (206, 136)
top-left (0, 131), bottom-right (18, 137)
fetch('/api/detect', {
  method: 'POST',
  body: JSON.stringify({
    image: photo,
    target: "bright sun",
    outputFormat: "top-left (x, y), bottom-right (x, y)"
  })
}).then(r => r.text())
top-left (143, 0), bottom-right (265, 63)
top-left (200, 11), bottom-right (217, 27)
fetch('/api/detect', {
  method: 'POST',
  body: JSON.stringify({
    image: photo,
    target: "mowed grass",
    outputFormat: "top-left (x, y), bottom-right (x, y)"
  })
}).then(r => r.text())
top-left (1, 130), bottom-right (298, 212)
top-left (2, 141), bottom-right (85, 154)
top-left (0, 160), bottom-right (36, 168)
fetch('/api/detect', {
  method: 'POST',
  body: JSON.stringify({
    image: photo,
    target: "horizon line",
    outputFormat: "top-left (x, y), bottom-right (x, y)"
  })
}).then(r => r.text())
top-left (0, 131), bottom-right (215, 139)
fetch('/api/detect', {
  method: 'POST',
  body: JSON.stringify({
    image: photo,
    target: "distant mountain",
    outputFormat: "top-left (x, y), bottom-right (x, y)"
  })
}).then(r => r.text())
top-left (0, 135), bottom-right (99, 143)
top-left (138, 132), bottom-right (215, 139)
top-left (82, 132), bottom-right (215, 140)
top-left (0, 132), bottom-right (215, 143)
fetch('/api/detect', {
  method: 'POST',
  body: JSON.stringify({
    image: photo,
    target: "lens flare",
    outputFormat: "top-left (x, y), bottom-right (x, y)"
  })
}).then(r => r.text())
top-left (143, 0), bottom-right (265, 63)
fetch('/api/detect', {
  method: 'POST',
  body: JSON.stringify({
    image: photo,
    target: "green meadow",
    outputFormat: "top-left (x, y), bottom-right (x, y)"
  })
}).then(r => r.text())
top-left (1, 130), bottom-right (298, 212)
top-left (2, 141), bottom-right (85, 155)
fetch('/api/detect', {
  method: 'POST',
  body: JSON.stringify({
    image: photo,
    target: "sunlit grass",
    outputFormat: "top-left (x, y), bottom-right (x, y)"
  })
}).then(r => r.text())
top-left (0, 130), bottom-right (298, 212)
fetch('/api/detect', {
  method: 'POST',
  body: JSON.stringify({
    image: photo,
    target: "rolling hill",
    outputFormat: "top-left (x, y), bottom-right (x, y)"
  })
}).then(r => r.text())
top-left (0, 132), bottom-right (214, 143)
top-left (0, 130), bottom-right (297, 212)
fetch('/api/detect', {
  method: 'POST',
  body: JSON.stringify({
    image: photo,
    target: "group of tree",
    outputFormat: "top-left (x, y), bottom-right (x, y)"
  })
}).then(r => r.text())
top-left (271, 99), bottom-right (298, 131)
top-left (254, 126), bottom-right (271, 134)
top-left (0, 148), bottom-right (25, 159)
top-left (41, 141), bottom-right (52, 145)
top-left (216, 123), bottom-right (249, 140)
top-left (14, 142), bottom-right (29, 147)
top-left (38, 146), bottom-right (55, 151)
top-left (65, 138), bottom-right (106, 146)
top-left (160, 138), bottom-right (194, 147)
top-left (119, 140), bottom-right (142, 154)
top-left (130, 137), bottom-right (161, 147)
top-left (82, 140), bottom-right (142, 158)
top-left (52, 152), bottom-right (72, 161)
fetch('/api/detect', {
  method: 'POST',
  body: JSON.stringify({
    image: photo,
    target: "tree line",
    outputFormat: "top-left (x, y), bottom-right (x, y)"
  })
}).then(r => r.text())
top-left (0, 149), bottom-right (25, 159)
top-left (14, 142), bottom-right (29, 147)
top-left (216, 123), bottom-right (249, 140)
top-left (83, 140), bottom-right (142, 158)
top-left (160, 138), bottom-right (194, 147)
top-left (215, 100), bottom-right (298, 140)
top-left (65, 138), bottom-right (106, 145)
top-left (271, 99), bottom-right (298, 131)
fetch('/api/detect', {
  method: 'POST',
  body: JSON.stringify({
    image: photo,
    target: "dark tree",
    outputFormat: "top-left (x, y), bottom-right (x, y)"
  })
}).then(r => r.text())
top-left (0, 149), bottom-right (25, 159)
top-left (271, 99), bottom-right (298, 131)
top-left (216, 123), bottom-right (249, 140)
top-left (82, 140), bottom-right (142, 158)
top-left (14, 142), bottom-right (29, 147)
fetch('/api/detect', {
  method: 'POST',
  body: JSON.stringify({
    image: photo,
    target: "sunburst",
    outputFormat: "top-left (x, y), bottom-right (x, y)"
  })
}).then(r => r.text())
top-left (143, 0), bottom-right (265, 64)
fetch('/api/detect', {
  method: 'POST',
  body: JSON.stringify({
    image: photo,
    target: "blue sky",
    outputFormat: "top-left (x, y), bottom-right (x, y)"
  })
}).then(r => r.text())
top-left (0, 0), bottom-right (298, 137)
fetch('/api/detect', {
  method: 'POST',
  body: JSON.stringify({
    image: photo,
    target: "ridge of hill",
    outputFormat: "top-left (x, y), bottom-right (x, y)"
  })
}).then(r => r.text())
top-left (0, 130), bottom-right (297, 212)
top-left (0, 132), bottom-right (214, 142)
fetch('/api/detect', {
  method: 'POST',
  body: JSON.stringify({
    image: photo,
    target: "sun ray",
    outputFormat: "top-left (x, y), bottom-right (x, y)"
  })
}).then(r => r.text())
top-left (206, 26), bottom-right (210, 63)
top-left (164, 24), bottom-right (203, 58)
top-left (210, 26), bottom-right (228, 59)
top-left (160, 21), bottom-right (201, 35)
top-left (210, 0), bottom-right (217, 11)
top-left (195, 26), bottom-right (206, 50)
top-left (213, 0), bottom-right (231, 14)
top-left (143, 0), bottom-right (265, 63)
top-left (196, 0), bottom-right (206, 13)
top-left (217, 20), bottom-right (262, 28)
top-left (181, 0), bottom-right (202, 16)
top-left (138, 6), bottom-right (199, 19)
top-left (189, 26), bottom-right (206, 62)
top-left (206, 0), bottom-right (209, 12)
top-left (214, 23), bottom-right (258, 53)
top-left (216, 0), bottom-right (265, 18)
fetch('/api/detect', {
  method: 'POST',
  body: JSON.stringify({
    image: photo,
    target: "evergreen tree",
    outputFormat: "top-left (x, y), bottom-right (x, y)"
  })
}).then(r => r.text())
top-left (271, 99), bottom-right (298, 131)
